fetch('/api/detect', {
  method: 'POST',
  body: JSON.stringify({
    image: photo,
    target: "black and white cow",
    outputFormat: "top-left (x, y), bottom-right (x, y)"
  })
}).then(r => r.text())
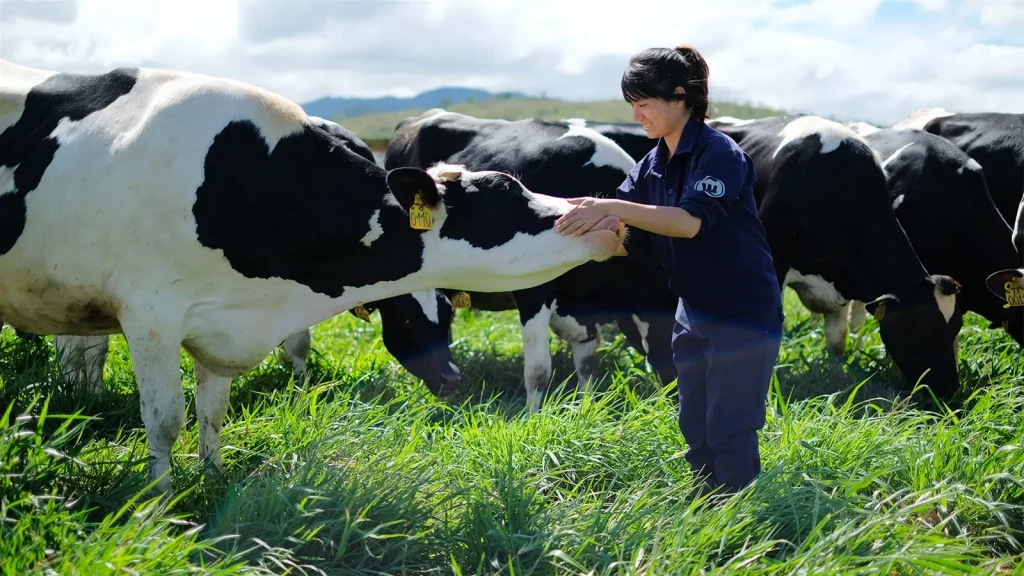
top-left (49, 115), bottom-right (470, 396)
top-left (0, 61), bottom-right (626, 491)
top-left (892, 109), bottom-right (1024, 227)
top-left (383, 108), bottom-right (679, 411)
top-left (705, 115), bottom-right (965, 399)
top-left (845, 123), bottom-right (1024, 347)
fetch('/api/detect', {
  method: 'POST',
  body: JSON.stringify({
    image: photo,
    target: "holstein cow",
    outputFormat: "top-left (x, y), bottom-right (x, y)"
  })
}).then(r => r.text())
top-left (846, 123), bottom-right (1024, 347)
top-left (707, 115), bottom-right (965, 399)
top-left (384, 109), bottom-right (680, 411)
top-left (0, 61), bottom-right (625, 491)
top-left (49, 115), bottom-right (470, 396)
top-left (892, 109), bottom-right (1024, 227)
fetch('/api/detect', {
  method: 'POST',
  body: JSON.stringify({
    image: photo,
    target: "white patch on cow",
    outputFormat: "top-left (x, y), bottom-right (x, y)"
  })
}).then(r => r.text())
top-left (0, 165), bottom-right (16, 197)
top-left (934, 286), bottom-right (957, 323)
top-left (631, 314), bottom-right (650, 354)
top-left (557, 123), bottom-right (636, 173)
top-left (563, 117), bottom-right (587, 126)
top-left (956, 166), bottom-right (964, 175)
top-left (359, 209), bottom-right (383, 247)
top-left (412, 108), bottom-right (452, 127)
top-left (881, 142), bottom-right (913, 170)
top-left (773, 116), bottom-right (852, 158)
top-left (784, 268), bottom-right (849, 314)
top-left (711, 116), bottom-right (754, 126)
top-left (892, 194), bottom-right (905, 209)
top-left (521, 304), bottom-right (553, 413)
top-left (846, 121), bottom-right (880, 136)
top-left (1012, 198), bottom-right (1023, 250)
top-left (411, 289), bottom-right (440, 324)
top-left (965, 158), bottom-right (982, 172)
top-left (891, 107), bottom-right (954, 131)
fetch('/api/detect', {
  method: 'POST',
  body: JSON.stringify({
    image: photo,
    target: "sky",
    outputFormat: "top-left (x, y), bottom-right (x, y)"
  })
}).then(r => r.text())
top-left (1, 0), bottom-right (1022, 125)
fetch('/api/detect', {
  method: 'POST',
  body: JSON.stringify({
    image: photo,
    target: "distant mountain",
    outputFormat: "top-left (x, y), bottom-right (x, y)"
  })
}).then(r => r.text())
top-left (301, 87), bottom-right (530, 119)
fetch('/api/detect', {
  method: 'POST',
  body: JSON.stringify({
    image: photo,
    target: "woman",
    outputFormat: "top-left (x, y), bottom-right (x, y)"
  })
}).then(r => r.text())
top-left (555, 45), bottom-right (783, 497)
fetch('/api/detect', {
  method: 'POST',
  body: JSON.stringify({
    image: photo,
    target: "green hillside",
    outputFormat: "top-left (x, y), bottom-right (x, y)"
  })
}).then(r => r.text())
top-left (333, 97), bottom-right (788, 143)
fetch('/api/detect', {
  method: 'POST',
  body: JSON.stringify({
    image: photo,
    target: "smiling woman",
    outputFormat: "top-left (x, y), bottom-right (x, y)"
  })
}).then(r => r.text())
top-left (555, 44), bottom-right (785, 500)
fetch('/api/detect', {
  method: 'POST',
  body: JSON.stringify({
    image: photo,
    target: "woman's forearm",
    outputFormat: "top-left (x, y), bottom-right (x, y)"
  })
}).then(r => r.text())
top-left (605, 199), bottom-right (702, 239)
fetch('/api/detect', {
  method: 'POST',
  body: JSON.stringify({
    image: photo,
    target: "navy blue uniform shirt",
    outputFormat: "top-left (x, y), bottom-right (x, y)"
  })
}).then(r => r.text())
top-left (616, 114), bottom-right (782, 323)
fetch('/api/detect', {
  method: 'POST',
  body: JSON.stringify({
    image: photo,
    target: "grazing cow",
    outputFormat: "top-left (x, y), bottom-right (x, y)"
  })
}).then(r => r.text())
top-left (0, 61), bottom-right (625, 491)
top-left (384, 109), bottom-right (680, 411)
top-left (50, 115), bottom-right (470, 396)
top-left (893, 109), bottom-right (1024, 227)
top-left (707, 115), bottom-right (965, 399)
top-left (847, 124), bottom-right (1024, 346)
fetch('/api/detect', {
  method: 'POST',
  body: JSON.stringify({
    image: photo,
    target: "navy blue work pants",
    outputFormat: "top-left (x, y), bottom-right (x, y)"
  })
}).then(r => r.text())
top-left (671, 300), bottom-right (783, 493)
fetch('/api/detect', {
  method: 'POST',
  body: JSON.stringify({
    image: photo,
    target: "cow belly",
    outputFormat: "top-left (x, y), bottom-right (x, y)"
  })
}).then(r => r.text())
top-left (0, 277), bottom-right (122, 335)
top-left (783, 268), bottom-right (849, 313)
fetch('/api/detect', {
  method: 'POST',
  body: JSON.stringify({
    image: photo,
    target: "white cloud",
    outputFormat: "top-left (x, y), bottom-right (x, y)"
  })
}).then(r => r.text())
top-left (0, 0), bottom-right (1021, 125)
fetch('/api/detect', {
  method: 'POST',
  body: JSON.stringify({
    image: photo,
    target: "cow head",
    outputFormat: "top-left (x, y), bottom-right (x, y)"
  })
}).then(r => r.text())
top-left (864, 275), bottom-right (964, 400)
top-left (349, 289), bottom-right (468, 397)
top-left (385, 163), bottom-right (626, 292)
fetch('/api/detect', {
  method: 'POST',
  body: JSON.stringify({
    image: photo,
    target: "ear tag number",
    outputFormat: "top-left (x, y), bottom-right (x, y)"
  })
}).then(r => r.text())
top-left (1003, 281), bottom-right (1024, 308)
top-left (409, 193), bottom-right (433, 230)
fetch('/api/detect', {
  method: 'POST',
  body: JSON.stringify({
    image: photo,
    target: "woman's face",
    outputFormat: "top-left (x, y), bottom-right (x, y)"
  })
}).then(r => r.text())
top-left (630, 94), bottom-right (688, 139)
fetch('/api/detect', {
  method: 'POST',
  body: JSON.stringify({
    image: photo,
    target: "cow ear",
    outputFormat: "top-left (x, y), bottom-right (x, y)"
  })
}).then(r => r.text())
top-left (985, 269), bottom-right (1024, 305)
top-left (386, 167), bottom-right (442, 212)
top-left (865, 294), bottom-right (897, 321)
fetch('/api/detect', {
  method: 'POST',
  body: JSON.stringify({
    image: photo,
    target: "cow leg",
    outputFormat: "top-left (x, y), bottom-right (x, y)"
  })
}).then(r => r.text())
top-left (193, 360), bottom-right (232, 473)
top-left (82, 335), bottom-right (110, 393)
top-left (847, 300), bottom-right (867, 349)
top-left (823, 306), bottom-right (849, 357)
top-left (122, 322), bottom-right (185, 492)
top-left (519, 303), bottom-right (553, 414)
top-left (551, 312), bottom-right (599, 398)
top-left (53, 335), bottom-right (85, 386)
top-left (281, 329), bottom-right (311, 381)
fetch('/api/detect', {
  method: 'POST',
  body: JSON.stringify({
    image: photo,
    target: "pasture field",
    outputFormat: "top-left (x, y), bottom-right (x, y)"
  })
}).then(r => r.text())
top-left (333, 97), bottom-right (789, 141)
top-left (1, 289), bottom-right (1022, 575)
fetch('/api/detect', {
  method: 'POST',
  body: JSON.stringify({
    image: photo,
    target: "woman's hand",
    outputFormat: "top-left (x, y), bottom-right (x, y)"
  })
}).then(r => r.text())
top-left (556, 197), bottom-right (611, 236)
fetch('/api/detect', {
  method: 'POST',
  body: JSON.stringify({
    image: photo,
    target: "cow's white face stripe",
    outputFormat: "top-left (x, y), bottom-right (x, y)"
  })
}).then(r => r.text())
top-left (410, 289), bottom-right (440, 324)
top-left (934, 286), bottom-right (957, 323)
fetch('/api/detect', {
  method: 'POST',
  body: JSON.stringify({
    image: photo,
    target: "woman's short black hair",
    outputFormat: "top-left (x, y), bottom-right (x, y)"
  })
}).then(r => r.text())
top-left (621, 45), bottom-right (711, 122)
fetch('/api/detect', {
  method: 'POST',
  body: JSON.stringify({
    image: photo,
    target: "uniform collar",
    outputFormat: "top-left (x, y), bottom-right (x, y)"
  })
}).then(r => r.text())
top-left (647, 114), bottom-right (704, 180)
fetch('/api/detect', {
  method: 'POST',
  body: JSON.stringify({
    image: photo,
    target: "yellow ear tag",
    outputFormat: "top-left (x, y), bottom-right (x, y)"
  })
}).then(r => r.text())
top-left (451, 291), bottom-right (472, 309)
top-left (1003, 281), bottom-right (1024, 308)
top-left (873, 302), bottom-right (886, 321)
top-left (409, 193), bottom-right (433, 230)
top-left (352, 305), bottom-right (371, 322)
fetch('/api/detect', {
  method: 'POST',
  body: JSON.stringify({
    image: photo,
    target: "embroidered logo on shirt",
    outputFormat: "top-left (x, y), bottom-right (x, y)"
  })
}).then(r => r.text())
top-left (695, 176), bottom-right (726, 198)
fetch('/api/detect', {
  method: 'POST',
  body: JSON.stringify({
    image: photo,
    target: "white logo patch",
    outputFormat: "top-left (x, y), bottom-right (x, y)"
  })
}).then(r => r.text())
top-left (695, 176), bottom-right (726, 198)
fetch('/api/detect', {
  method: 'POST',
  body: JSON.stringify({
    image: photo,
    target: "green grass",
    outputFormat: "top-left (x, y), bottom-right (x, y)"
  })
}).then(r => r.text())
top-left (2, 289), bottom-right (1023, 575)
top-left (334, 97), bottom-right (788, 141)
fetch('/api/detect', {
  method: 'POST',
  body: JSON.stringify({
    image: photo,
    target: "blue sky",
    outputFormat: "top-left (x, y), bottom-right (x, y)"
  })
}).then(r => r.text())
top-left (1, 0), bottom-right (1022, 125)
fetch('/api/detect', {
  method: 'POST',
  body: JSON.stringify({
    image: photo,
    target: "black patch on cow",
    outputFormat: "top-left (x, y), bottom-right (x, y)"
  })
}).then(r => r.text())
top-left (192, 120), bottom-right (427, 298)
top-left (0, 67), bottom-right (138, 255)
top-left (438, 173), bottom-right (557, 249)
